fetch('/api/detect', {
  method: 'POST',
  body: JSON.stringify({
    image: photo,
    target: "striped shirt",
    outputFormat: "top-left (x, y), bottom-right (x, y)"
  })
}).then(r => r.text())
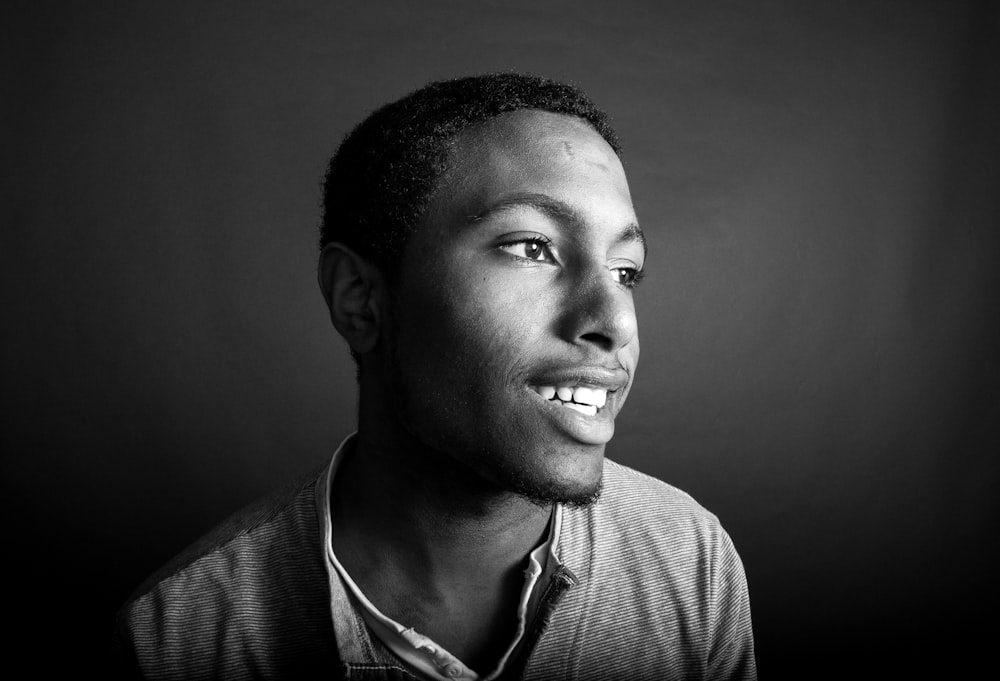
top-left (113, 451), bottom-right (757, 680)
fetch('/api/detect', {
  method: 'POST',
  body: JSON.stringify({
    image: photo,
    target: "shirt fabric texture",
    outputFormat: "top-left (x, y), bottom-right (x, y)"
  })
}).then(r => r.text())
top-left (113, 444), bottom-right (757, 680)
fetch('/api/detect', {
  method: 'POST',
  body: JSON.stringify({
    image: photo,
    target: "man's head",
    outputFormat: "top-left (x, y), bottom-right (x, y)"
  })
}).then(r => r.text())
top-left (320, 72), bottom-right (621, 279)
top-left (320, 74), bottom-right (644, 507)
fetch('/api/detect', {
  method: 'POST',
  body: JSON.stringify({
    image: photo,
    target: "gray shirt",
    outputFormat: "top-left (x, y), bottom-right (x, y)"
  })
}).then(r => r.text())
top-left (114, 451), bottom-right (756, 680)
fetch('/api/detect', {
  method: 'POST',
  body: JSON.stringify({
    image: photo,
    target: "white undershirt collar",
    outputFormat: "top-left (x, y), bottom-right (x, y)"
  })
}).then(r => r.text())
top-left (321, 434), bottom-right (563, 681)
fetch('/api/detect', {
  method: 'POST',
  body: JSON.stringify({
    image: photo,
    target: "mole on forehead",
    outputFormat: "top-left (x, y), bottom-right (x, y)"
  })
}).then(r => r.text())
top-left (459, 120), bottom-right (615, 176)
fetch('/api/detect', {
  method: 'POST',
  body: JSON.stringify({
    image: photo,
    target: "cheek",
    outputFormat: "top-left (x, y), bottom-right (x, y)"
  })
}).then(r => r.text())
top-left (392, 242), bottom-right (563, 390)
top-left (421, 270), bottom-right (539, 358)
top-left (389, 287), bottom-right (541, 456)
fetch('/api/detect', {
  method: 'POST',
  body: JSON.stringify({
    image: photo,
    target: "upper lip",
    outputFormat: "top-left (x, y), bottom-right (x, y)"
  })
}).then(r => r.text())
top-left (526, 365), bottom-right (630, 392)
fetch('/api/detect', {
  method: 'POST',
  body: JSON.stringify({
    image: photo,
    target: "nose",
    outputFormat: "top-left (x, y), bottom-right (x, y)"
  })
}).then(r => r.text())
top-left (559, 268), bottom-right (639, 354)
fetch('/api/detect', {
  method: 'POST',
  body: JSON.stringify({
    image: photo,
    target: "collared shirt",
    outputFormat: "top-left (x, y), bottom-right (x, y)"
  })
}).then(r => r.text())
top-left (320, 435), bottom-right (563, 681)
top-left (115, 439), bottom-right (757, 680)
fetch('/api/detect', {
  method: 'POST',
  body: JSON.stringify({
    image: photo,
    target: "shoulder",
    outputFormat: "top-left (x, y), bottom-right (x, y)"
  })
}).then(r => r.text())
top-left (546, 459), bottom-right (756, 679)
top-left (559, 457), bottom-right (745, 596)
top-left (123, 465), bottom-right (326, 604)
top-left (597, 457), bottom-right (726, 541)
top-left (601, 457), bottom-right (715, 514)
top-left (113, 464), bottom-right (337, 678)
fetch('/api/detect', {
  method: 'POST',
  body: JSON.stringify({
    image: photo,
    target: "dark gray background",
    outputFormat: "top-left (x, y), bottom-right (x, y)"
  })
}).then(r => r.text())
top-left (5, 0), bottom-right (998, 677)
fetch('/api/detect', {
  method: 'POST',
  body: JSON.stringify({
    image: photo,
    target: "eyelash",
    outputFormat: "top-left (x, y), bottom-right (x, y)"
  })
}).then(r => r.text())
top-left (613, 267), bottom-right (645, 289)
top-left (498, 237), bottom-right (645, 289)
top-left (498, 237), bottom-right (555, 263)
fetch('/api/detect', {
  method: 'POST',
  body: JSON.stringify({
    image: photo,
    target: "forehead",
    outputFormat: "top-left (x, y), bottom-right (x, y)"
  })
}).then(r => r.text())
top-left (426, 110), bottom-right (634, 225)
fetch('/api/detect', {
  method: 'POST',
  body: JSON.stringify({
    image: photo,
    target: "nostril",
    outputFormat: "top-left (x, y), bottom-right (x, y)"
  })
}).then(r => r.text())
top-left (579, 331), bottom-right (614, 351)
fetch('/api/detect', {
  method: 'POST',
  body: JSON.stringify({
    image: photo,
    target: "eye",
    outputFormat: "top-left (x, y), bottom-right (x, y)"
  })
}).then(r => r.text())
top-left (499, 238), bottom-right (555, 263)
top-left (612, 266), bottom-right (645, 289)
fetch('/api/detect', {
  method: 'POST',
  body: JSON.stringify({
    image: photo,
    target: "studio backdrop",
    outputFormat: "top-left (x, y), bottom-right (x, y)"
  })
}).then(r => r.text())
top-left (4, 0), bottom-right (998, 677)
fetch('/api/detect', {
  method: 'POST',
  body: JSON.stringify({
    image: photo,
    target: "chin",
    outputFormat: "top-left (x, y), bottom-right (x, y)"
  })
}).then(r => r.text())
top-left (514, 477), bottom-right (604, 509)
top-left (497, 449), bottom-right (606, 508)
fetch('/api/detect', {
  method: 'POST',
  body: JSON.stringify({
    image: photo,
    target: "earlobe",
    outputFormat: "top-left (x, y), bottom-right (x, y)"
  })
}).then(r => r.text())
top-left (318, 243), bottom-right (382, 354)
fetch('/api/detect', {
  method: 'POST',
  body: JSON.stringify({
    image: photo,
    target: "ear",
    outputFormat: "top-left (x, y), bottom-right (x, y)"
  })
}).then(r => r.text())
top-left (318, 243), bottom-right (384, 355)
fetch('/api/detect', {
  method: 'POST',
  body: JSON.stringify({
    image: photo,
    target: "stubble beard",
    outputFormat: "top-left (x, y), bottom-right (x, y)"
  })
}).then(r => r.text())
top-left (385, 324), bottom-right (604, 510)
top-left (507, 472), bottom-right (604, 509)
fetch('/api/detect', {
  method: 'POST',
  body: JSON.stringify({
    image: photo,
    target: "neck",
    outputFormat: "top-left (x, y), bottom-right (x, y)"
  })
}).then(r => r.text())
top-left (331, 422), bottom-right (552, 581)
top-left (327, 370), bottom-right (558, 672)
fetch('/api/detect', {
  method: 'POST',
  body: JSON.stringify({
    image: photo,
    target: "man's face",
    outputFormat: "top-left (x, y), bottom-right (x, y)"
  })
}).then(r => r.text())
top-left (384, 110), bottom-right (644, 505)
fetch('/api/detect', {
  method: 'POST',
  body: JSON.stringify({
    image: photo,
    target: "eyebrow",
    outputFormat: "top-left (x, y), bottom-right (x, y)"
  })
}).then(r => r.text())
top-left (468, 192), bottom-right (647, 257)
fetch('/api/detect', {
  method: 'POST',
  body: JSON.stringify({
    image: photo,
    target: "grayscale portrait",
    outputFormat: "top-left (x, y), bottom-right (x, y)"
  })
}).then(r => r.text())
top-left (5, 1), bottom-right (997, 679)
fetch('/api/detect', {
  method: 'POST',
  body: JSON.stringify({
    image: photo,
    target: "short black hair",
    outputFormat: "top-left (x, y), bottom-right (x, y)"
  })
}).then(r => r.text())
top-left (320, 72), bottom-right (621, 276)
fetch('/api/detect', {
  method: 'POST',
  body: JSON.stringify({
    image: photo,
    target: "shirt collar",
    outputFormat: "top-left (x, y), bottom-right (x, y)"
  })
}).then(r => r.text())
top-left (316, 433), bottom-right (564, 680)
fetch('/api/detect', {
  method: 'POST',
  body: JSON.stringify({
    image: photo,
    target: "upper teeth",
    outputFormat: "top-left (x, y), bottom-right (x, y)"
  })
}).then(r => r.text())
top-left (534, 385), bottom-right (607, 408)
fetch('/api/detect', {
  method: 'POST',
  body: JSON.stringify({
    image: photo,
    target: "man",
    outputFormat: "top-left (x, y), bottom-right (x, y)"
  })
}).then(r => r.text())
top-left (114, 73), bottom-right (756, 680)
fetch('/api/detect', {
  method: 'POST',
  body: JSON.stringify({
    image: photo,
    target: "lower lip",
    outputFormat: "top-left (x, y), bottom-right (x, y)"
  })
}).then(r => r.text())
top-left (527, 388), bottom-right (616, 446)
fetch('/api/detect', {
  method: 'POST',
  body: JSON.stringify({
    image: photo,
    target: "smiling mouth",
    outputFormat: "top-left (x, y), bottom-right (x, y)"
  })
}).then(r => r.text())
top-left (530, 384), bottom-right (608, 417)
